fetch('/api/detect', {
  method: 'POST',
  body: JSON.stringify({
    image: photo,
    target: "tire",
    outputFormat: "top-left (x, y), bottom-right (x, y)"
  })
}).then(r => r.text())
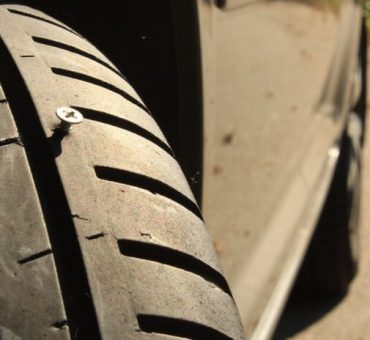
top-left (298, 130), bottom-right (361, 296)
top-left (0, 5), bottom-right (244, 340)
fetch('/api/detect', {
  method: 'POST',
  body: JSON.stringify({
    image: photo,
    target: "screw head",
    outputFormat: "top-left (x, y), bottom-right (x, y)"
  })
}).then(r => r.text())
top-left (56, 107), bottom-right (83, 132)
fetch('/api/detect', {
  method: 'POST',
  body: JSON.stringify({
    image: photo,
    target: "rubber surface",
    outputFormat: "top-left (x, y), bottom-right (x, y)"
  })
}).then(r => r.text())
top-left (0, 5), bottom-right (244, 340)
top-left (299, 134), bottom-right (360, 295)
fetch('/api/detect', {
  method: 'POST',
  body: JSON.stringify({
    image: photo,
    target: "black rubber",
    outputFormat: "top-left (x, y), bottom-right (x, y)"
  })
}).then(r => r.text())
top-left (0, 5), bottom-right (244, 340)
top-left (296, 134), bottom-right (361, 296)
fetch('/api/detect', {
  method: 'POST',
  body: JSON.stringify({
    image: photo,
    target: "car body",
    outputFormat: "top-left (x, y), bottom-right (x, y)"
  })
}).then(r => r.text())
top-left (198, 0), bottom-right (364, 338)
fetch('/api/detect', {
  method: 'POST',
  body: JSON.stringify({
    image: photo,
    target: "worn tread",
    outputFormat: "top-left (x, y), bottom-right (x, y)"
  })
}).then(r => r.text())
top-left (0, 5), bottom-right (244, 340)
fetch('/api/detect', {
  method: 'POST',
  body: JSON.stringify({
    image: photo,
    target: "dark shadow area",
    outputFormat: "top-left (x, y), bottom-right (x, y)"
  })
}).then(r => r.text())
top-left (48, 128), bottom-right (68, 158)
top-left (273, 291), bottom-right (346, 339)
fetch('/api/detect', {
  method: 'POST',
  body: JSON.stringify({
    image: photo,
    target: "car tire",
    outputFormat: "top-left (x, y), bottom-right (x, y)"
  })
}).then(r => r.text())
top-left (0, 5), bottom-right (243, 340)
top-left (300, 129), bottom-right (361, 296)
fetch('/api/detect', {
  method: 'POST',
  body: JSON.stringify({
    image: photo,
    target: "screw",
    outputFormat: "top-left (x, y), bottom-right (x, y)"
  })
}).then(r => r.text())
top-left (56, 107), bottom-right (83, 132)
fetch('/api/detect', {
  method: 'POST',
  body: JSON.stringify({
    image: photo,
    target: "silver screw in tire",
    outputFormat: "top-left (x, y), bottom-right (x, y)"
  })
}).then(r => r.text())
top-left (56, 107), bottom-right (83, 132)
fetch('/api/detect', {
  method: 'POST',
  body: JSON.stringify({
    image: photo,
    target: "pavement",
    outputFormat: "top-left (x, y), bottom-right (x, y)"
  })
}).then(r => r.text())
top-left (273, 46), bottom-right (370, 340)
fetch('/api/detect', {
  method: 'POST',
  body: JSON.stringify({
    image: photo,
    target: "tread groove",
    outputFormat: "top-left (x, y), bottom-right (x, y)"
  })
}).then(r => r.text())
top-left (118, 239), bottom-right (231, 295)
top-left (52, 320), bottom-right (68, 329)
top-left (7, 8), bottom-right (80, 36)
top-left (18, 249), bottom-right (52, 265)
top-left (72, 106), bottom-right (173, 156)
top-left (0, 37), bottom-right (101, 340)
top-left (86, 233), bottom-right (105, 240)
top-left (32, 36), bottom-right (125, 80)
top-left (94, 165), bottom-right (202, 220)
top-left (51, 67), bottom-right (150, 114)
top-left (0, 136), bottom-right (22, 147)
top-left (137, 314), bottom-right (233, 340)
